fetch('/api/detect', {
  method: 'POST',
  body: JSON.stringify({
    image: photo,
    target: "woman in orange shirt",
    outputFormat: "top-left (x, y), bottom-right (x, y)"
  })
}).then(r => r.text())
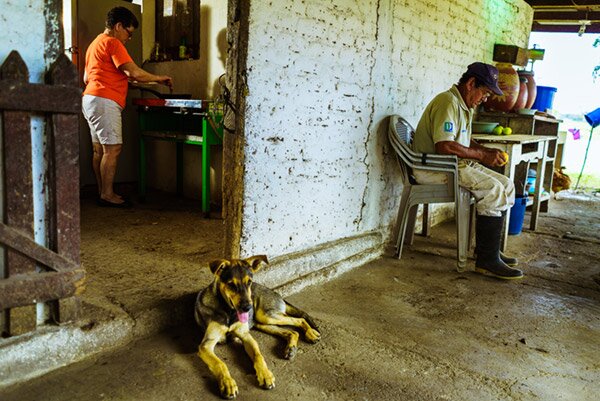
top-left (82, 6), bottom-right (172, 208)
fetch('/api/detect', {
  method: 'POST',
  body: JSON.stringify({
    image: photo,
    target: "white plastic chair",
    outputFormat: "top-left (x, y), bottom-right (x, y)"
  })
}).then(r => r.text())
top-left (387, 115), bottom-right (474, 271)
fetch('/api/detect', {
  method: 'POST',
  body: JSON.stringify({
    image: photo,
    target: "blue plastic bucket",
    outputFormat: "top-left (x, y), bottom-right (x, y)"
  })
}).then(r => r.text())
top-left (508, 195), bottom-right (528, 235)
top-left (525, 176), bottom-right (536, 195)
top-left (532, 86), bottom-right (557, 112)
top-left (584, 107), bottom-right (600, 128)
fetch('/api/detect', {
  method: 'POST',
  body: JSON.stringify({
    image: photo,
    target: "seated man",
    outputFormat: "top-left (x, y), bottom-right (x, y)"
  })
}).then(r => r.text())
top-left (412, 62), bottom-right (522, 280)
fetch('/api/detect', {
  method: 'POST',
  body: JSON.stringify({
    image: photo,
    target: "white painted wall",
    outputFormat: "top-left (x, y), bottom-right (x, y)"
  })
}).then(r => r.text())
top-left (240, 0), bottom-right (533, 256)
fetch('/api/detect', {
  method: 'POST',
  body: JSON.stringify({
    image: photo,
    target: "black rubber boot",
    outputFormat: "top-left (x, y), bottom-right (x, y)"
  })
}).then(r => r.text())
top-left (475, 215), bottom-right (523, 280)
top-left (474, 250), bottom-right (519, 266)
top-left (499, 251), bottom-right (518, 267)
top-left (499, 211), bottom-right (518, 266)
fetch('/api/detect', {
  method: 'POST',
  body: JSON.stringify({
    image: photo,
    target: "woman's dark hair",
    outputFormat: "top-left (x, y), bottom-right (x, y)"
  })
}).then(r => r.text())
top-left (458, 72), bottom-right (486, 88)
top-left (106, 6), bottom-right (139, 29)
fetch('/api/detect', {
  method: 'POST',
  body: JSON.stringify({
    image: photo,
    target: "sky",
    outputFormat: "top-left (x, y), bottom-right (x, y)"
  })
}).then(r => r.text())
top-left (528, 32), bottom-right (600, 116)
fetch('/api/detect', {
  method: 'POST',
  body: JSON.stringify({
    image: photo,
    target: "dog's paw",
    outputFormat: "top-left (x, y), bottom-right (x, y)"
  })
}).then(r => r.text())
top-left (284, 345), bottom-right (297, 360)
top-left (219, 376), bottom-right (238, 399)
top-left (256, 367), bottom-right (275, 390)
top-left (305, 328), bottom-right (321, 343)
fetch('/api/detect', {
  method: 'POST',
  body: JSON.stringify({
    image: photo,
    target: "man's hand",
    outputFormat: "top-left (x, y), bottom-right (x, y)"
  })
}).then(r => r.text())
top-left (480, 148), bottom-right (506, 167)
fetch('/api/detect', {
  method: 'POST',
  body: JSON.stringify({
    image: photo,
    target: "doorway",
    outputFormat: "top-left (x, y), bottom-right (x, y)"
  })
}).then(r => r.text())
top-left (62, 0), bottom-right (232, 321)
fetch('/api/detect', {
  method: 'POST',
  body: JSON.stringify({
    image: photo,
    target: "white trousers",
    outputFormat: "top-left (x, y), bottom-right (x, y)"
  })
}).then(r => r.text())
top-left (413, 160), bottom-right (515, 217)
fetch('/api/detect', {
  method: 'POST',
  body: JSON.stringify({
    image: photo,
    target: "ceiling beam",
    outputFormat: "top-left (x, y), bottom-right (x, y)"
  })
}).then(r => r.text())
top-left (531, 22), bottom-right (600, 33)
top-left (526, 0), bottom-right (600, 8)
top-left (533, 11), bottom-right (600, 21)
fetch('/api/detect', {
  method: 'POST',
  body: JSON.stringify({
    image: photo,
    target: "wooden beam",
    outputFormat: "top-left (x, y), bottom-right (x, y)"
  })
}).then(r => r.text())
top-left (531, 22), bottom-right (600, 33)
top-left (0, 223), bottom-right (80, 272)
top-left (533, 11), bottom-right (600, 20)
top-left (0, 80), bottom-right (82, 114)
top-left (0, 269), bottom-right (85, 309)
top-left (526, 0), bottom-right (600, 8)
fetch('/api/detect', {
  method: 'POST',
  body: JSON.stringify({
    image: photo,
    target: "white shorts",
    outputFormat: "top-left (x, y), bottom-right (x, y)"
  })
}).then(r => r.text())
top-left (82, 94), bottom-right (123, 145)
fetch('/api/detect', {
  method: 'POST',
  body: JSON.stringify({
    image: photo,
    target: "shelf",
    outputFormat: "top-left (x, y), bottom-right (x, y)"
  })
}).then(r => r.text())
top-left (478, 111), bottom-right (562, 124)
top-left (525, 192), bottom-right (551, 207)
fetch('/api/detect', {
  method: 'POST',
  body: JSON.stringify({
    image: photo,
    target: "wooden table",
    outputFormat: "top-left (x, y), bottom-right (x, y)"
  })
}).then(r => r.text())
top-left (472, 134), bottom-right (556, 251)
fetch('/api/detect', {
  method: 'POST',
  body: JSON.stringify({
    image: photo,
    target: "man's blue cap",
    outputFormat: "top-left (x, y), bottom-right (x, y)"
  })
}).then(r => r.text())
top-left (467, 62), bottom-right (503, 96)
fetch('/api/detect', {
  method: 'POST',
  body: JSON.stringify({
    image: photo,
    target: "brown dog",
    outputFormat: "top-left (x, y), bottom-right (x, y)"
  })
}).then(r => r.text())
top-left (194, 255), bottom-right (321, 399)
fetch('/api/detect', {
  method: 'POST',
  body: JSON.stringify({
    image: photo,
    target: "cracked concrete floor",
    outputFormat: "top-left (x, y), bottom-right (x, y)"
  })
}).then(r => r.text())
top-left (1, 194), bottom-right (599, 401)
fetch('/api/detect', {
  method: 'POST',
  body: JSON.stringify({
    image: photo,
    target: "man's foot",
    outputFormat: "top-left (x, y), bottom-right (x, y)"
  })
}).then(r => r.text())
top-left (499, 251), bottom-right (518, 267)
top-left (475, 261), bottom-right (523, 280)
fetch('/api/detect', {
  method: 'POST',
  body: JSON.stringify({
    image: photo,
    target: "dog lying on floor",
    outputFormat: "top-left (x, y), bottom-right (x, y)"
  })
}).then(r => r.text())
top-left (195, 255), bottom-right (321, 399)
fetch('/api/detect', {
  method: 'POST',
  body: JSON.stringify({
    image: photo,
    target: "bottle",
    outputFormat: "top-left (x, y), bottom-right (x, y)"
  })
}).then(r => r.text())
top-left (179, 36), bottom-right (187, 60)
top-left (151, 42), bottom-right (160, 61)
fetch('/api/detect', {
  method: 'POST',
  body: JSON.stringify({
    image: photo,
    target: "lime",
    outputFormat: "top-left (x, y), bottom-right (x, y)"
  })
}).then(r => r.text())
top-left (492, 126), bottom-right (503, 135)
top-left (502, 127), bottom-right (513, 135)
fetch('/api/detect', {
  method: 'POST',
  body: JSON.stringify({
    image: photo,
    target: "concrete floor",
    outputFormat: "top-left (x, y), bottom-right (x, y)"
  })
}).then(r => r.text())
top-left (1, 194), bottom-right (599, 400)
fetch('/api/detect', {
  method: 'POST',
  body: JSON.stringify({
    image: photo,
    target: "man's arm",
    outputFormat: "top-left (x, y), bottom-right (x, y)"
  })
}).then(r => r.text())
top-left (435, 140), bottom-right (505, 167)
top-left (119, 62), bottom-right (173, 89)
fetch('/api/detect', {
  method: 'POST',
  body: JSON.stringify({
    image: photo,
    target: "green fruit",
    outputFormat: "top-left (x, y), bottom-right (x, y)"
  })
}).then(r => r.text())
top-left (502, 127), bottom-right (513, 135)
top-left (492, 126), bottom-right (503, 135)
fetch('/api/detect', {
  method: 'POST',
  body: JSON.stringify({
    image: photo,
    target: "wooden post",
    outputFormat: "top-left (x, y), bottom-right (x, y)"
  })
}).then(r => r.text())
top-left (1, 51), bottom-right (34, 336)
top-left (0, 51), bottom-right (83, 335)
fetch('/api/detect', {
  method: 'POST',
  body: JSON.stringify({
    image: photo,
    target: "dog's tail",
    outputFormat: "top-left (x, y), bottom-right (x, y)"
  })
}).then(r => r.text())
top-left (284, 301), bottom-right (319, 330)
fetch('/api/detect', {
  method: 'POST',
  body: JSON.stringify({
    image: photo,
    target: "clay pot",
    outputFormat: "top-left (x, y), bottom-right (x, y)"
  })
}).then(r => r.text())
top-left (518, 70), bottom-right (537, 109)
top-left (512, 77), bottom-right (528, 112)
top-left (484, 63), bottom-right (519, 112)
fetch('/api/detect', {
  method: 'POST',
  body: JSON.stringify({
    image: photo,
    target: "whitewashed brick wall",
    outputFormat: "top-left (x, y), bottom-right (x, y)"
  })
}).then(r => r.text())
top-left (241, 0), bottom-right (532, 257)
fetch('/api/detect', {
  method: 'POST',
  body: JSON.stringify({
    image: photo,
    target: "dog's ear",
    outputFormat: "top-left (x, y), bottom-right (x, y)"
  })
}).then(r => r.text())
top-left (244, 255), bottom-right (268, 273)
top-left (209, 259), bottom-right (229, 275)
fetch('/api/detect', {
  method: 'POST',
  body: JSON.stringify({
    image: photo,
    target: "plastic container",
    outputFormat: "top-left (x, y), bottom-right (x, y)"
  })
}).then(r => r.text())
top-left (531, 86), bottom-right (557, 112)
top-left (508, 194), bottom-right (528, 235)
top-left (584, 107), bottom-right (600, 128)
top-left (525, 168), bottom-right (537, 195)
top-left (525, 177), bottom-right (536, 195)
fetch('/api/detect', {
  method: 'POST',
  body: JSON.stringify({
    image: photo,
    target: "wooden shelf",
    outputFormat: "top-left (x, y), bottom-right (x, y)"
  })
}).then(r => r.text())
top-left (526, 192), bottom-right (551, 207)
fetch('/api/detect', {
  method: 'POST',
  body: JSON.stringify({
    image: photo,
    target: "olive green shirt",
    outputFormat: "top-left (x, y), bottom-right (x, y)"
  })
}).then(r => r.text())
top-left (412, 85), bottom-right (473, 154)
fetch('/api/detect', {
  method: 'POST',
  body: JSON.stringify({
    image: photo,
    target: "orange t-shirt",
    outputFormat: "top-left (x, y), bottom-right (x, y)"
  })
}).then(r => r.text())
top-left (83, 34), bottom-right (133, 108)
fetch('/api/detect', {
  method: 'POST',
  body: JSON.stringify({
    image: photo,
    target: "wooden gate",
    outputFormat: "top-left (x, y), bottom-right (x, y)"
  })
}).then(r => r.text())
top-left (0, 51), bottom-right (84, 337)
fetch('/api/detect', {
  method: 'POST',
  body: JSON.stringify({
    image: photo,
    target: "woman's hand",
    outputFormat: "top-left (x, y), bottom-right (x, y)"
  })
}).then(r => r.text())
top-left (156, 75), bottom-right (173, 90)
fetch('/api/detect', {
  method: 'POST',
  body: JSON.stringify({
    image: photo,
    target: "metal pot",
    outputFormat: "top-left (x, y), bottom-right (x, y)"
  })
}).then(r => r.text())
top-left (133, 86), bottom-right (192, 99)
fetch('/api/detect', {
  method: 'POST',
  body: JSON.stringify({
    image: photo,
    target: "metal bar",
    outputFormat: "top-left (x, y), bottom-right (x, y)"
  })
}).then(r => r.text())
top-left (176, 142), bottom-right (184, 196)
top-left (139, 135), bottom-right (146, 201)
top-left (0, 269), bottom-right (85, 309)
top-left (202, 116), bottom-right (210, 217)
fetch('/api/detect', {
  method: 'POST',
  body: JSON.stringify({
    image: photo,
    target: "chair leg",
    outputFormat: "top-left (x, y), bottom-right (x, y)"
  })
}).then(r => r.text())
top-left (394, 191), bottom-right (411, 259)
top-left (420, 204), bottom-right (432, 237)
top-left (404, 204), bottom-right (418, 246)
top-left (468, 201), bottom-right (476, 251)
top-left (456, 189), bottom-right (471, 272)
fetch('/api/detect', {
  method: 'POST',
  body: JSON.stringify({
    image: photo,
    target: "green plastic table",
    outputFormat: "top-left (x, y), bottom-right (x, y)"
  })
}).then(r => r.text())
top-left (134, 98), bottom-right (223, 217)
